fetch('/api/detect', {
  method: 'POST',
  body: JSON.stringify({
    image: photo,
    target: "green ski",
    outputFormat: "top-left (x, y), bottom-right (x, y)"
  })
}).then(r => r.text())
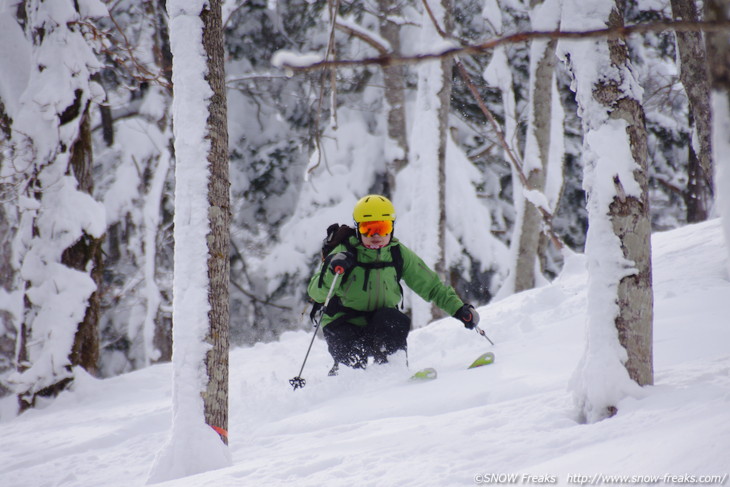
top-left (410, 352), bottom-right (495, 381)
top-left (410, 367), bottom-right (438, 381)
top-left (468, 351), bottom-right (495, 369)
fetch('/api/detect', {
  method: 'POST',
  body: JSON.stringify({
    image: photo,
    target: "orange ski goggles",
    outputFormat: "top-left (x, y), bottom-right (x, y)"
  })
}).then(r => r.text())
top-left (358, 220), bottom-right (393, 237)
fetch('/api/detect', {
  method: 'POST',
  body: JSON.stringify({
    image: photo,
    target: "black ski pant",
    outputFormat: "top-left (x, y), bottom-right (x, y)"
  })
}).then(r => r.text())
top-left (322, 308), bottom-right (410, 368)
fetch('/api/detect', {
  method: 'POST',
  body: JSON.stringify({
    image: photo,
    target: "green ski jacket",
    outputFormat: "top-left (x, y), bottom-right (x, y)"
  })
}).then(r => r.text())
top-left (308, 236), bottom-right (464, 327)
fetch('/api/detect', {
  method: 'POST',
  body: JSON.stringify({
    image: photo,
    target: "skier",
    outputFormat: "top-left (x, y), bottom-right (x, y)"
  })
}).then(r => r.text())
top-left (308, 194), bottom-right (480, 374)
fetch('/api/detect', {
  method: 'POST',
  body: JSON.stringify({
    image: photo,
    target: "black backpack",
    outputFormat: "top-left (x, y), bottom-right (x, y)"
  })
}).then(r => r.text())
top-left (310, 223), bottom-right (404, 323)
top-left (321, 223), bottom-right (356, 260)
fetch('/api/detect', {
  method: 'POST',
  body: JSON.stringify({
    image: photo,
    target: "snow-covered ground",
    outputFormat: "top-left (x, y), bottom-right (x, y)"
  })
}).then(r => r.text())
top-left (1, 219), bottom-right (729, 487)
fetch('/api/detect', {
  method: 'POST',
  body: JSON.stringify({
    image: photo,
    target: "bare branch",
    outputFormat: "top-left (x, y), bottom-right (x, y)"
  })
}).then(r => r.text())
top-left (231, 277), bottom-right (292, 311)
top-left (454, 59), bottom-right (566, 251)
top-left (75, 17), bottom-right (171, 90)
top-left (307, 0), bottom-right (342, 177)
top-left (223, 0), bottom-right (249, 31)
top-left (226, 73), bottom-right (292, 84)
top-left (230, 240), bottom-right (292, 311)
top-left (414, 0), bottom-right (567, 252)
top-left (280, 19), bottom-right (730, 73)
top-left (335, 22), bottom-right (388, 55)
top-left (421, 0), bottom-right (448, 39)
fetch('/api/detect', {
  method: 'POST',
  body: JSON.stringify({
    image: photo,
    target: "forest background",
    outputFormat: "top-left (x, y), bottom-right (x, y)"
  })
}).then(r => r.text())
top-left (0, 0), bottom-right (725, 414)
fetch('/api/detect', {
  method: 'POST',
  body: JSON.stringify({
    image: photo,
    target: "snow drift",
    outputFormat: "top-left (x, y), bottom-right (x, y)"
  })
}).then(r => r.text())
top-left (0, 219), bottom-right (728, 487)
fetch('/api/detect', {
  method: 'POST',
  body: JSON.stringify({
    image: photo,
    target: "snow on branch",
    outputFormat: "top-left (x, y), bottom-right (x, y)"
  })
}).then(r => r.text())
top-left (75, 6), bottom-right (171, 90)
top-left (273, 19), bottom-right (730, 72)
top-left (335, 18), bottom-right (390, 55)
top-left (420, 0), bottom-right (565, 253)
top-left (272, 16), bottom-right (730, 254)
top-left (271, 50), bottom-right (324, 69)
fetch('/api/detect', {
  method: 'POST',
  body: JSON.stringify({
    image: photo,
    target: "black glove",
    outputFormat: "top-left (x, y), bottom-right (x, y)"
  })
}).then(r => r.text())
top-left (454, 304), bottom-right (480, 329)
top-left (329, 251), bottom-right (355, 275)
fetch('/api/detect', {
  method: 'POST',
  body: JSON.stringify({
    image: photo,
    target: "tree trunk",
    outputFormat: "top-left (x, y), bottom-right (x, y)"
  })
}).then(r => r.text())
top-left (514, 35), bottom-right (558, 293)
top-left (0, 101), bottom-right (16, 397)
top-left (0, 189), bottom-right (17, 398)
top-left (0, 98), bottom-right (11, 140)
top-left (377, 0), bottom-right (408, 196)
top-left (670, 0), bottom-right (713, 222)
top-left (10, 0), bottom-right (106, 412)
top-left (431, 0), bottom-right (452, 321)
top-left (685, 137), bottom-right (708, 222)
top-left (605, 5), bottom-right (654, 389)
top-left (563, 0), bottom-right (654, 422)
top-left (201, 0), bottom-right (230, 446)
top-left (65, 110), bottom-right (102, 375)
top-left (148, 0), bottom-right (231, 480)
top-left (402, 0), bottom-right (453, 326)
top-left (704, 0), bottom-right (730, 271)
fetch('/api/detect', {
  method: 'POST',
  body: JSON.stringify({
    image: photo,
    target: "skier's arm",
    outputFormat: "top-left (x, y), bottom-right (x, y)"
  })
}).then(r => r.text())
top-left (308, 265), bottom-right (335, 303)
top-left (307, 248), bottom-right (354, 302)
top-left (398, 244), bottom-right (464, 316)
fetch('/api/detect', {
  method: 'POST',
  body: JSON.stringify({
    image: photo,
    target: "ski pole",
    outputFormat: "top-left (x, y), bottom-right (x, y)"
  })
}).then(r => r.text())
top-left (290, 267), bottom-right (343, 390)
top-left (474, 325), bottom-right (495, 346)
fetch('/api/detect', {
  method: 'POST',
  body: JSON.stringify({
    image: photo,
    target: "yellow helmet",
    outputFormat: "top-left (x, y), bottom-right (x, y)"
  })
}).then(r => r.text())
top-left (353, 194), bottom-right (396, 222)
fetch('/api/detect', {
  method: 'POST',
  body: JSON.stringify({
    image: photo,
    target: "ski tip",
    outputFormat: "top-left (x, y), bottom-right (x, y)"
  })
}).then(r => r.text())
top-left (468, 351), bottom-right (495, 369)
top-left (410, 367), bottom-right (438, 381)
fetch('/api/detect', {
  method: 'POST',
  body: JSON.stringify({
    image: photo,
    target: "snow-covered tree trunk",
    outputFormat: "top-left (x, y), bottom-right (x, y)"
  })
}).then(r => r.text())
top-left (148, 0), bottom-right (230, 481)
top-left (396, 0), bottom-right (452, 326)
top-left (64, 108), bottom-right (103, 377)
top-left (484, 0), bottom-right (523, 298)
top-left (0, 64), bottom-right (18, 395)
top-left (560, 0), bottom-right (654, 423)
top-left (145, 152), bottom-right (173, 366)
top-left (4, 0), bottom-right (107, 412)
top-left (378, 0), bottom-right (408, 194)
top-left (434, 0), bottom-right (452, 300)
top-left (92, 0), bottom-right (175, 375)
top-left (670, 0), bottom-right (713, 223)
top-left (0, 5), bottom-right (23, 398)
top-left (705, 0), bottom-right (730, 271)
top-left (512, 0), bottom-right (562, 293)
top-left (0, 183), bottom-right (18, 398)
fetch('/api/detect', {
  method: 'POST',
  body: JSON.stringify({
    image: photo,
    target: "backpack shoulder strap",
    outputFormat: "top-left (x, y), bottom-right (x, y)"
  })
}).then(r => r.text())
top-left (390, 243), bottom-right (404, 281)
top-left (390, 243), bottom-right (405, 308)
top-left (356, 242), bottom-right (404, 292)
top-left (317, 225), bottom-right (357, 289)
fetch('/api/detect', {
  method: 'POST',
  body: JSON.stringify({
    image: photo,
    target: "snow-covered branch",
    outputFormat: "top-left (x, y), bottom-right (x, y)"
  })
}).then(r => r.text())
top-left (335, 19), bottom-right (390, 55)
top-left (76, 9), bottom-right (171, 90)
top-left (275, 19), bottom-right (730, 72)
